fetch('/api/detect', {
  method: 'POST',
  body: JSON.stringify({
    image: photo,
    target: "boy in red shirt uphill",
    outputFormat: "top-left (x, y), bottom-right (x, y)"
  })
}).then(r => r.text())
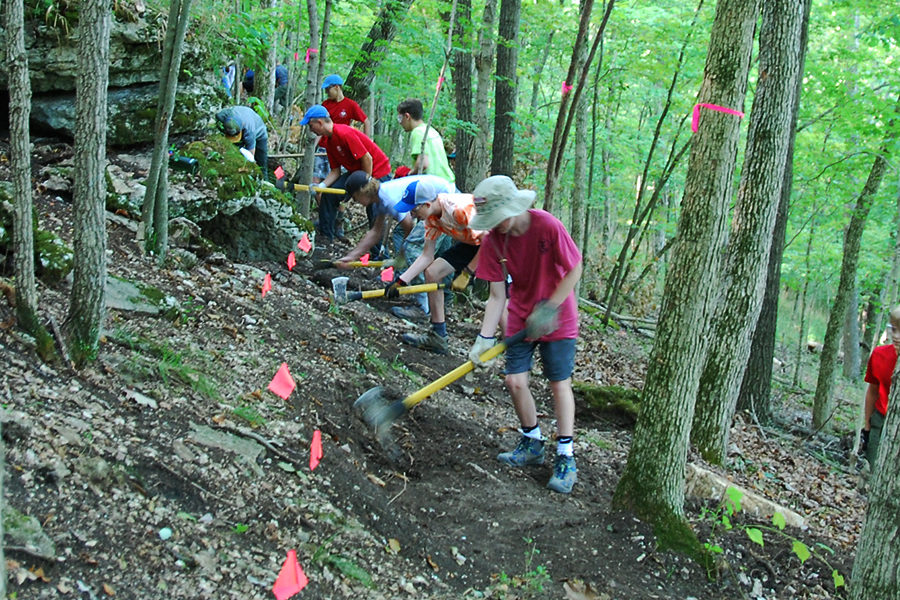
top-left (468, 175), bottom-right (583, 494)
top-left (300, 104), bottom-right (391, 244)
top-left (386, 181), bottom-right (485, 355)
top-left (862, 307), bottom-right (900, 468)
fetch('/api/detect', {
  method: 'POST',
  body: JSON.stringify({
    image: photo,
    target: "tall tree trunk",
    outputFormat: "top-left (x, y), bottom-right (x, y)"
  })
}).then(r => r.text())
top-left (296, 0), bottom-right (322, 218)
top-left (263, 0), bottom-right (278, 114)
top-left (6, 0), bottom-right (41, 345)
top-left (529, 30), bottom-right (555, 116)
top-left (570, 18), bottom-right (589, 300)
top-left (843, 283), bottom-right (861, 380)
top-left (490, 0), bottom-right (522, 176)
top-left (850, 359), bottom-right (900, 599)
top-left (812, 97), bottom-right (898, 431)
top-left (869, 186), bottom-right (900, 352)
top-left (469, 0), bottom-right (496, 184)
top-left (141, 0), bottom-right (193, 262)
top-left (691, 0), bottom-right (803, 465)
top-left (794, 223), bottom-right (814, 387)
top-left (612, 0), bottom-right (758, 549)
top-left (67, 0), bottom-right (111, 367)
top-left (451, 0), bottom-right (473, 192)
top-left (344, 0), bottom-right (415, 104)
top-left (738, 0), bottom-right (812, 421)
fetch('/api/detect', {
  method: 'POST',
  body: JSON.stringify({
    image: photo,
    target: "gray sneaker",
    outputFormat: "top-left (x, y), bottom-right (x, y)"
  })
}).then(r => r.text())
top-left (547, 454), bottom-right (577, 493)
top-left (390, 305), bottom-right (429, 321)
top-left (401, 329), bottom-right (449, 355)
top-left (498, 435), bottom-right (545, 467)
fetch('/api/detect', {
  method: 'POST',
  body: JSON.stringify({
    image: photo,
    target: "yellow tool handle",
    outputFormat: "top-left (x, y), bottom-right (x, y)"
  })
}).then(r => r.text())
top-left (343, 260), bottom-right (389, 268)
top-left (401, 329), bottom-right (527, 410)
top-left (357, 282), bottom-right (442, 301)
top-left (292, 183), bottom-right (346, 195)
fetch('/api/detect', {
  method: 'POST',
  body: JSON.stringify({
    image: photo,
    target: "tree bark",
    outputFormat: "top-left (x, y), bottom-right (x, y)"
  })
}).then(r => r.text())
top-left (794, 223), bottom-right (814, 387)
top-left (263, 0), bottom-right (278, 115)
top-left (67, 0), bottom-right (111, 367)
top-left (738, 0), bottom-right (812, 421)
top-left (570, 13), bottom-right (589, 300)
top-left (612, 0), bottom-right (758, 548)
top-left (691, 0), bottom-right (803, 465)
top-left (469, 0), bottom-right (496, 184)
top-left (869, 188), bottom-right (900, 354)
top-left (451, 0), bottom-right (473, 192)
top-left (296, 0), bottom-right (321, 218)
top-left (850, 358), bottom-right (900, 599)
top-left (141, 0), bottom-right (193, 262)
top-left (490, 0), bottom-right (522, 176)
top-left (812, 96), bottom-right (899, 431)
top-left (843, 283), bottom-right (861, 380)
top-left (6, 0), bottom-right (38, 334)
top-left (344, 0), bottom-right (415, 105)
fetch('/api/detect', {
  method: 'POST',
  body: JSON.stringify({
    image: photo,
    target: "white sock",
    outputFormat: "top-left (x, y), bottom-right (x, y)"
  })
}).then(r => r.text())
top-left (521, 426), bottom-right (542, 441)
top-left (556, 439), bottom-right (574, 456)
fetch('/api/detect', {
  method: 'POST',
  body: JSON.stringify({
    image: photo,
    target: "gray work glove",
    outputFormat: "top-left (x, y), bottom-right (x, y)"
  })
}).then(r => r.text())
top-left (525, 301), bottom-right (560, 339)
top-left (468, 335), bottom-right (497, 370)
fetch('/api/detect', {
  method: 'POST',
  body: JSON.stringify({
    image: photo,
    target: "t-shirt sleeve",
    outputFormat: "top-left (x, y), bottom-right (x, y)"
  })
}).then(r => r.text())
top-left (552, 217), bottom-right (582, 271)
top-left (475, 233), bottom-right (504, 282)
top-left (864, 351), bottom-right (878, 384)
top-left (409, 127), bottom-right (424, 157)
top-left (344, 129), bottom-right (369, 161)
top-left (349, 100), bottom-right (368, 123)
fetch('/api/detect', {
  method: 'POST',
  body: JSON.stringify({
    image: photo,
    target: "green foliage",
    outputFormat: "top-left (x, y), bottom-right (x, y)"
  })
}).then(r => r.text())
top-left (232, 403), bottom-right (266, 428)
top-left (311, 534), bottom-right (375, 588)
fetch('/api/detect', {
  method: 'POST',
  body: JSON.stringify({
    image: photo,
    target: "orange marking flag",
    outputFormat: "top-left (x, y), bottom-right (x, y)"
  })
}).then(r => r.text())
top-left (274, 165), bottom-right (285, 180)
top-left (262, 273), bottom-right (273, 298)
top-left (298, 233), bottom-right (312, 253)
top-left (272, 549), bottom-right (309, 599)
top-left (268, 363), bottom-right (296, 400)
top-left (381, 267), bottom-right (394, 283)
top-left (360, 253), bottom-right (370, 265)
top-left (310, 430), bottom-right (323, 471)
top-left (287, 252), bottom-right (296, 272)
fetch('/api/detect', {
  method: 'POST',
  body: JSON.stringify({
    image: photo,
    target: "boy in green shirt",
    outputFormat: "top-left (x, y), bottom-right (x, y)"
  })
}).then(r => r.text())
top-left (397, 99), bottom-right (455, 185)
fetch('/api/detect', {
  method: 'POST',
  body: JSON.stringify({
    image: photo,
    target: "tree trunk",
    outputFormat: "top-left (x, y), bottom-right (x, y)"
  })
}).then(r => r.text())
top-left (263, 0), bottom-right (278, 114)
top-left (490, 0), bottom-right (522, 176)
top-left (6, 0), bottom-right (39, 337)
top-left (691, 0), bottom-right (803, 465)
top-left (141, 0), bottom-right (193, 262)
top-left (737, 0), bottom-right (812, 421)
top-left (469, 0), bottom-right (496, 184)
top-left (296, 0), bottom-right (321, 218)
top-left (344, 0), bottom-right (415, 104)
top-left (812, 97), bottom-right (898, 431)
top-left (843, 283), bottom-right (861, 380)
top-left (67, 0), bottom-right (111, 367)
top-left (794, 224), bottom-right (814, 387)
top-left (869, 187), bottom-right (900, 351)
top-left (570, 21), bottom-right (588, 300)
top-left (850, 359), bottom-right (900, 599)
top-left (451, 0), bottom-right (473, 192)
top-left (529, 30), bottom-right (555, 116)
top-left (612, 0), bottom-right (758, 549)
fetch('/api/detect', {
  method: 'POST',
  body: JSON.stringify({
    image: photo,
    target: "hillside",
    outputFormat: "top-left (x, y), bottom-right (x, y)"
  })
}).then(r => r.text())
top-left (0, 141), bottom-right (863, 599)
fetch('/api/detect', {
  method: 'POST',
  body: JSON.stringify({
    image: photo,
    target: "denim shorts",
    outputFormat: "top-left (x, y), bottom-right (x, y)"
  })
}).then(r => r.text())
top-left (504, 337), bottom-right (576, 381)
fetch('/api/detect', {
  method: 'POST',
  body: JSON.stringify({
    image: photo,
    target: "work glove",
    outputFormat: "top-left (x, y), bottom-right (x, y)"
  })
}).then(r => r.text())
top-left (468, 335), bottom-right (497, 369)
top-left (526, 301), bottom-right (560, 339)
top-left (860, 428), bottom-right (870, 454)
top-left (452, 267), bottom-right (473, 292)
top-left (385, 278), bottom-right (406, 299)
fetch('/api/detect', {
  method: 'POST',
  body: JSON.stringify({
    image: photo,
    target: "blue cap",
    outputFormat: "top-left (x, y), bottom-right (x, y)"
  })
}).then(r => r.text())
top-left (395, 180), bottom-right (436, 213)
top-left (300, 104), bottom-right (329, 125)
top-left (322, 74), bottom-right (344, 89)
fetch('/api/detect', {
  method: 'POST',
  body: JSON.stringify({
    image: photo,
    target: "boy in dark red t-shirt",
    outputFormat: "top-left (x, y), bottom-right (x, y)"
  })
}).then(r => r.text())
top-left (862, 307), bottom-right (900, 468)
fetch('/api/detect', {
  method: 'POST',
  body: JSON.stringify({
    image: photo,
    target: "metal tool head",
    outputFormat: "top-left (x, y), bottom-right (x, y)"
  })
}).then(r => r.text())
top-left (353, 386), bottom-right (407, 463)
top-left (331, 276), bottom-right (350, 304)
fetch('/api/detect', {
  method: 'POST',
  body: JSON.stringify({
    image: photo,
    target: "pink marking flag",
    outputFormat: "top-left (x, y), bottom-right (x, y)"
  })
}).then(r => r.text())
top-left (274, 165), bottom-right (285, 180)
top-left (297, 233), bottom-right (312, 253)
top-left (272, 549), bottom-right (309, 600)
top-left (286, 251), bottom-right (296, 272)
top-left (268, 363), bottom-right (296, 400)
top-left (561, 81), bottom-right (573, 96)
top-left (261, 273), bottom-right (273, 298)
top-left (360, 253), bottom-right (370, 265)
top-left (436, 76), bottom-right (445, 93)
top-left (305, 48), bottom-right (318, 63)
top-left (294, 51), bottom-right (299, 61)
top-left (381, 266), bottom-right (394, 283)
top-left (691, 103), bottom-right (745, 133)
top-left (310, 429), bottom-right (323, 471)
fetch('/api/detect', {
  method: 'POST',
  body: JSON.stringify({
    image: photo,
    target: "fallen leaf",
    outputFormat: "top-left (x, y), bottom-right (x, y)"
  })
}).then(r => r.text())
top-left (387, 538), bottom-right (401, 554)
top-left (103, 583), bottom-right (116, 596)
top-left (426, 554), bottom-right (439, 572)
top-left (367, 473), bottom-right (386, 487)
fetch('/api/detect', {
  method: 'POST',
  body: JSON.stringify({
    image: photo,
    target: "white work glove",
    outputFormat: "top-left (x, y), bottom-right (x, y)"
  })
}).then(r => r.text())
top-left (468, 335), bottom-right (497, 370)
top-left (525, 301), bottom-right (560, 339)
top-left (239, 147), bottom-right (254, 162)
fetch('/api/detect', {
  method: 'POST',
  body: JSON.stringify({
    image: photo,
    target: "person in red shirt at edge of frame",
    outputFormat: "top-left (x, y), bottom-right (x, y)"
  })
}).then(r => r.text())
top-left (300, 104), bottom-right (391, 246)
top-left (862, 306), bottom-right (900, 469)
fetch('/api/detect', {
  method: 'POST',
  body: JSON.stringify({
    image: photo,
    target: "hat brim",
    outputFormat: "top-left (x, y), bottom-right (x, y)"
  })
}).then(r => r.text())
top-left (469, 190), bottom-right (535, 231)
top-left (394, 200), bottom-right (415, 213)
top-left (225, 131), bottom-right (242, 143)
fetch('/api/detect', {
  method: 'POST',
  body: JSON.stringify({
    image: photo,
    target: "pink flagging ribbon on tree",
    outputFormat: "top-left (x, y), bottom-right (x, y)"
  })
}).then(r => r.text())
top-left (305, 48), bottom-right (318, 63)
top-left (561, 81), bottom-right (573, 96)
top-left (691, 103), bottom-right (745, 133)
top-left (435, 76), bottom-right (445, 93)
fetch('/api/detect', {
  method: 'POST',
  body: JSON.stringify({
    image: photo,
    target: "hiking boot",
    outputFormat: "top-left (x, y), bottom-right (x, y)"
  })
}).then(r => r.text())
top-left (497, 435), bottom-right (545, 467)
top-left (391, 305), bottom-right (429, 321)
top-left (401, 330), bottom-right (449, 355)
top-left (547, 454), bottom-right (577, 494)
